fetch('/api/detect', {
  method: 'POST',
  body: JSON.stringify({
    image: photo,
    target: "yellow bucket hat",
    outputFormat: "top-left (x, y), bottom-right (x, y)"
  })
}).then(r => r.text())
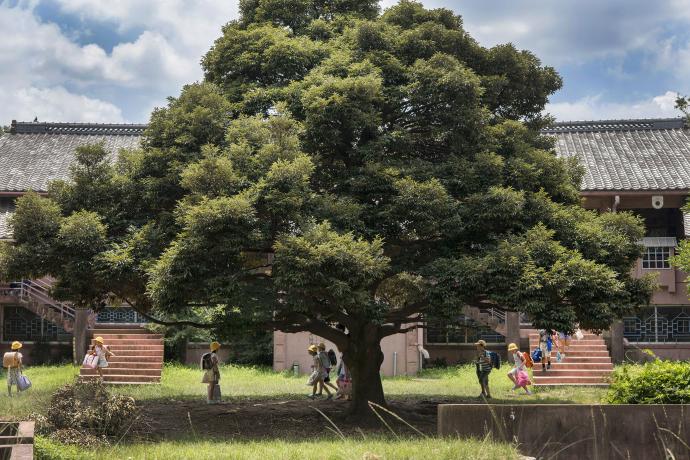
top-left (94, 336), bottom-right (104, 344)
top-left (308, 344), bottom-right (318, 353)
top-left (210, 341), bottom-right (221, 352)
top-left (11, 341), bottom-right (22, 350)
top-left (508, 343), bottom-right (518, 352)
top-left (317, 342), bottom-right (326, 350)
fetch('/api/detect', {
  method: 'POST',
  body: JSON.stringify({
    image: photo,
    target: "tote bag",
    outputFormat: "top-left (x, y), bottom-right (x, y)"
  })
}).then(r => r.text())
top-left (18, 374), bottom-right (32, 391)
top-left (83, 353), bottom-right (99, 369)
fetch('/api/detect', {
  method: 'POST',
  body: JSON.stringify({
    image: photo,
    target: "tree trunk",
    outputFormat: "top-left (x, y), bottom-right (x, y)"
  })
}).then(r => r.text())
top-left (345, 331), bottom-right (386, 417)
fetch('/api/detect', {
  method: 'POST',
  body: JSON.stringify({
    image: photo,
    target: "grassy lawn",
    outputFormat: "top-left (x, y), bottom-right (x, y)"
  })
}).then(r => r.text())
top-left (4, 364), bottom-right (611, 459)
top-left (35, 436), bottom-right (520, 460)
top-left (1, 363), bottom-right (607, 420)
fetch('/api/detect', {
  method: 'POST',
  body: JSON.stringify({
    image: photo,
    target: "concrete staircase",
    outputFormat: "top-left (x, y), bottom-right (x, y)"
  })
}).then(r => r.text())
top-left (527, 330), bottom-right (613, 386)
top-left (0, 279), bottom-right (76, 332)
top-left (79, 326), bottom-right (163, 384)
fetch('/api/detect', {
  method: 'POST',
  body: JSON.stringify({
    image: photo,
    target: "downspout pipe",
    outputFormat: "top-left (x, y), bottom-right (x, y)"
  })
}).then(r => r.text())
top-left (612, 195), bottom-right (620, 213)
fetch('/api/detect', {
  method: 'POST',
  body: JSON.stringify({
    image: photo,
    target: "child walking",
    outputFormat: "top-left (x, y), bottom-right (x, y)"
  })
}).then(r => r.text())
top-left (307, 345), bottom-right (332, 399)
top-left (91, 336), bottom-right (115, 380)
top-left (334, 353), bottom-right (351, 400)
top-left (507, 343), bottom-right (532, 395)
top-left (201, 342), bottom-right (221, 404)
top-left (474, 340), bottom-right (492, 399)
top-left (5, 341), bottom-right (23, 396)
top-left (317, 343), bottom-right (338, 396)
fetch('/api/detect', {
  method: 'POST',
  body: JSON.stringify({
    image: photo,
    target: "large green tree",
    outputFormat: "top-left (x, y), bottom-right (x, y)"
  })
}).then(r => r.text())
top-left (0, 1), bottom-right (651, 414)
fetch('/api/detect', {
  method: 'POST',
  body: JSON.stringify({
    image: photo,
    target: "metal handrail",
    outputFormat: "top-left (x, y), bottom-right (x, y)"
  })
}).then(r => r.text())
top-left (481, 308), bottom-right (506, 323)
top-left (14, 279), bottom-right (76, 320)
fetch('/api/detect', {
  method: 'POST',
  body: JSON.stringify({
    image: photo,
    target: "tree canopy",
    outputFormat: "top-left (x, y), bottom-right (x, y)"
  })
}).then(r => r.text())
top-left (0, 0), bottom-right (651, 414)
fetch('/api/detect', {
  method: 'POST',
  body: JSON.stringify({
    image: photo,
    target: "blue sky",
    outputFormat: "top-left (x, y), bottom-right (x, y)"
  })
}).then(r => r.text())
top-left (1, 0), bottom-right (689, 124)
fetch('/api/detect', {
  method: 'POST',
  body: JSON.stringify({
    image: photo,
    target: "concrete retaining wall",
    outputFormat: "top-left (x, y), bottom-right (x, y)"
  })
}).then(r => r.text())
top-left (438, 404), bottom-right (689, 460)
top-left (624, 343), bottom-right (690, 362)
top-left (0, 421), bottom-right (34, 460)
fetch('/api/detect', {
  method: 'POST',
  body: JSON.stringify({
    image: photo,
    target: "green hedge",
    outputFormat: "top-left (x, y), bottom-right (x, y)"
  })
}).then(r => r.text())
top-left (606, 360), bottom-right (690, 404)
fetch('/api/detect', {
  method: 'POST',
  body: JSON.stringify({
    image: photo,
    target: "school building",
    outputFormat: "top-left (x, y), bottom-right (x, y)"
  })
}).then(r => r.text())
top-left (1, 118), bottom-right (689, 380)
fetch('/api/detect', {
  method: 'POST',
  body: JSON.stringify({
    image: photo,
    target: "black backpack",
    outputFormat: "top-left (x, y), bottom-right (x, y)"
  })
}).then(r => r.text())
top-left (201, 352), bottom-right (214, 370)
top-left (488, 351), bottom-right (501, 370)
top-left (327, 349), bottom-right (337, 366)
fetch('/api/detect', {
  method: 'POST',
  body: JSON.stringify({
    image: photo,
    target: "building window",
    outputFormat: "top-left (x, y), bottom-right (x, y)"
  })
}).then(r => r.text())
top-left (642, 246), bottom-right (671, 269)
top-left (425, 317), bottom-right (504, 344)
top-left (623, 307), bottom-right (690, 342)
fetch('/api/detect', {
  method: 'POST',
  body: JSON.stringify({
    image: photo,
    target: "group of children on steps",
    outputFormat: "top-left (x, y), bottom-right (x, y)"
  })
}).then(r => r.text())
top-left (475, 328), bottom-right (575, 398)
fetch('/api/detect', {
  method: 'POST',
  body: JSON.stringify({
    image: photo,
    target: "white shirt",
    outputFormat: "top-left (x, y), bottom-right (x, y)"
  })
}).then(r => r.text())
top-left (513, 352), bottom-right (525, 370)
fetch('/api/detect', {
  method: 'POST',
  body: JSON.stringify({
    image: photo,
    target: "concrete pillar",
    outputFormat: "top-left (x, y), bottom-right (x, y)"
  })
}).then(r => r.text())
top-left (610, 319), bottom-right (624, 364)
top-left (505, 312), bottom-right (521, 363)
top-left (73, 308), bottom-right (90, 364)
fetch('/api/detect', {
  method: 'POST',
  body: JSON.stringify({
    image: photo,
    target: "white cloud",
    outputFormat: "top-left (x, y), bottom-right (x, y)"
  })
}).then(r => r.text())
top-left (0, 86), bottom-right (125, 123)
top-left (52, 0), bottom-right (236, 65)
top-left (383, 0), bottom-right (690, 67)
top-left (546, 91), bottom-right (681, 121)
top-left (0, 1), bottom-right (237, 123)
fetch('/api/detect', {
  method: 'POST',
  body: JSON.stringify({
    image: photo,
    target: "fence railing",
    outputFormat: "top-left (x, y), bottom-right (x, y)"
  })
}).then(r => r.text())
top-left (0, 279), bottom-right (76, 321)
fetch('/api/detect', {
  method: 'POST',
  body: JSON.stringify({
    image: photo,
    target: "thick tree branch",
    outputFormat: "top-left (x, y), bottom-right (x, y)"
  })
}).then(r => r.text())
top-left (122, 298), bottom-right (215, 329)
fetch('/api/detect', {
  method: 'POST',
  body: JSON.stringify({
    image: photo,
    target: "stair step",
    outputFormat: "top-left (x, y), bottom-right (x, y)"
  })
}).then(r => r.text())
top-left (97, 360), bottom-right (163, 371)
top-left (551, 355), bottom-right (612, 365)
top-left (107, 356), bottom-right (163, 363)
top-left (531, 369), bottom-right (612, 377)
top-left (80, 375), bottom-right (161, 383)
top-left (533, 377), bottom-right (609, 385)
top-left (80, 368), bottom-right (162, 376)
top-left (546, 363), bottom-right (613, 370)
top-left (92, 334), bottom-right (162, 340)
top-left (106, 351), bottom-right (164, 358)
top-left (90, 339), bottom-right (162, 345)
top-left (534, 351), bottom-right (610, 357)
top-left (92, 327), bottom-right (153, 334)
top-left (93, 344), bottom-right (163, 350)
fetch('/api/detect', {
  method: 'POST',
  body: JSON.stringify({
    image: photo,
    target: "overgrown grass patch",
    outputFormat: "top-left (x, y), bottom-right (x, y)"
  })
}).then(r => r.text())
top-left (385, 365), bottom-right (607, 403)
top-left (0, 365), bottom-right (79, 420)
top-left (3, 362), bottom-right (607, 421)
top-left (35, 436), bottom-right (520, 460)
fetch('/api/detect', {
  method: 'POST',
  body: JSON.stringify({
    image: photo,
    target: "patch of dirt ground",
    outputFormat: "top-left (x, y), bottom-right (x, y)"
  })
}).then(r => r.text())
top-left (142, 397), bottom-right (460, 440)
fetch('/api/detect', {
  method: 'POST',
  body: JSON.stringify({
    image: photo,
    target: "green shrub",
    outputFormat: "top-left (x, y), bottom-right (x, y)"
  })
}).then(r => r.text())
top-left (606, 360), bottom-right (690, 404)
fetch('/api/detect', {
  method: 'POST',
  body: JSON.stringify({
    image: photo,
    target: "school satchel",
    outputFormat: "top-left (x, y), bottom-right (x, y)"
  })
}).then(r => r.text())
top-left (2, 352), bottom-right (18, 368)
top-left (488, 351), bottom-right (501, 370)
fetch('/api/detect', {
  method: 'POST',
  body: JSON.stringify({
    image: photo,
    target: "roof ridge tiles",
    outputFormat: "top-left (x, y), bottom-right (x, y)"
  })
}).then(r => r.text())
top-left (542, 117), bottom-right (686, 134)
top-left (9, 120), bottom-right (147, 136)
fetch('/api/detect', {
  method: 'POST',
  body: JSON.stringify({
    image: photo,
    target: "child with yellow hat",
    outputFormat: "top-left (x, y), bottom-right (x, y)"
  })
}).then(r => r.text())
top-left (4, 342), bottom-right (23, 396)
top-left (201, 342), bottom-right (221, 404)
top-left (507, 343), bottom-right (532, 395)
top-left (89, 336), bottom-right (115, 381)
top-left (306, 344), bottom-right (331, 399)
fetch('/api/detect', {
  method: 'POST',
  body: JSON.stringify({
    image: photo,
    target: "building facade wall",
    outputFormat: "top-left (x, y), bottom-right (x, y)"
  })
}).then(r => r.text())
top-left (273, 327), bottom-right (424, 377)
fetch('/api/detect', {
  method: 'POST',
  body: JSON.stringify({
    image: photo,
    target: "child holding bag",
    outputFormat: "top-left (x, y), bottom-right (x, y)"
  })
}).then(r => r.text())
top-left (4, 341), bottom-right (24, 396)
top-left (90, 336), bottom-right (115, 380)
top-left (507, 343), bottom-right (532, 395)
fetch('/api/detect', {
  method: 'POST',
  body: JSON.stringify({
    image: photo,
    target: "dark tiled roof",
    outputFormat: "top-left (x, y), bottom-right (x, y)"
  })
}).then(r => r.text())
top-left (0, 121), bottom-right (143, 193)
top-left (10, 120), bottom-right (146, 136)
top-left (546, 118), bottom-right (690, 191)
